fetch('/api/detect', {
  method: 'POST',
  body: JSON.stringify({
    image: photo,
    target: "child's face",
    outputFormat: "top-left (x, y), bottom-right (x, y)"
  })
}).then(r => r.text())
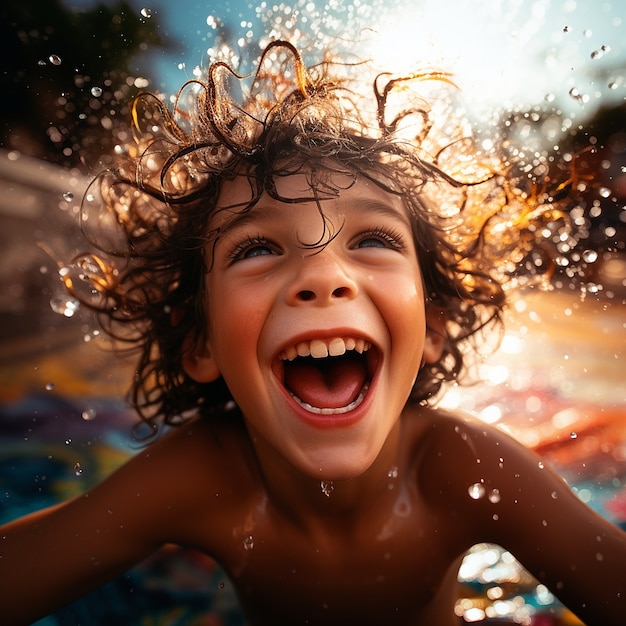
top-left (185, 169), bottom-right (442, 480)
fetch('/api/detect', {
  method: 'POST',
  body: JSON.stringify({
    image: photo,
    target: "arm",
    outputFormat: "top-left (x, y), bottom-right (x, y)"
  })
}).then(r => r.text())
top-left (0, 494), bottom-right (156, 625)
top-left (0, 421), bottom-right (224, 626)
top-left (424, 414), bottom-right (626, 626)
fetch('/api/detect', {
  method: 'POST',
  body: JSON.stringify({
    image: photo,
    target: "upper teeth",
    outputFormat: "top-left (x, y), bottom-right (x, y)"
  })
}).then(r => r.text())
top-left (280, 337), bottom-right (371, 361)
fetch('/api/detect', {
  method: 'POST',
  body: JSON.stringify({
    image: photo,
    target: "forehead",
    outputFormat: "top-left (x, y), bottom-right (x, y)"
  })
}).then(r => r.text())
top-left (213, 169), bottom-right (411, 229)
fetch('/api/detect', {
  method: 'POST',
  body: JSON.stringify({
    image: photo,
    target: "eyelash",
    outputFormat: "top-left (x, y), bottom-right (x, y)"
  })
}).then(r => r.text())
top-left (227, 225), bottom-right (406, 263)
top-left (227, 235), bottom-right (277, 262)
top-left (357, 227), bottom-right (406, 250)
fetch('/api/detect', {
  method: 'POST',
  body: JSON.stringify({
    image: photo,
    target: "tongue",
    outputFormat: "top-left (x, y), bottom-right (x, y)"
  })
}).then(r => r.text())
top-left (284, 356), bottom-right (367, 409)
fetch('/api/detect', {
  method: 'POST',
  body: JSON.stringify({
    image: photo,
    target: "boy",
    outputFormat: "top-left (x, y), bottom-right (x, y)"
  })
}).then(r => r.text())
top-left (1, 40), bottom-right (625, 625)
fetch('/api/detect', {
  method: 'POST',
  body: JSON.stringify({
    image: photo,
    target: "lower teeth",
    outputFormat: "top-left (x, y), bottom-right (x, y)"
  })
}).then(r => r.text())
top-left (290, 384), bottom-right (369, 415)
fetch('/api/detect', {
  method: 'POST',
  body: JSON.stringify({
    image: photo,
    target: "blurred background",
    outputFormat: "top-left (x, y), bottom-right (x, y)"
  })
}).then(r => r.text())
top-left (0, 1), bottom-right (624, 624)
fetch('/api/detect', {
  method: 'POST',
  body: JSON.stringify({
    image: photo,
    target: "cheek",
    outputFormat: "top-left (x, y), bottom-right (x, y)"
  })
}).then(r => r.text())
top-left (381, 273), bottom-right (426, 331)
top-left (206, 280), bottom-right (269, 364)
top-left (379, 274), bottom-right (428, 374)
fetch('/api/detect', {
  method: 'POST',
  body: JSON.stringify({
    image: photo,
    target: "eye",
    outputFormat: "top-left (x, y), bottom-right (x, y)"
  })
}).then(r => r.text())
top-left (355, 227), bottom-right (406, 251)
top-left (229, 236), bottom-right (279, 262)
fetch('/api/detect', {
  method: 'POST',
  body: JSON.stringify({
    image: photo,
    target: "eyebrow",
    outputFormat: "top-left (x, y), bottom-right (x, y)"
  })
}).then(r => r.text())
top-left (210, 203), bottom-right (285, 237)
top-left (210, 194), bottom-right (411, 239)
top-left (340, 197), bottom-right (412, 227)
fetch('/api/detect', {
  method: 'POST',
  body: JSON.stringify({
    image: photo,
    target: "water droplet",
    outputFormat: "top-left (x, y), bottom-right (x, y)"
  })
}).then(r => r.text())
top-left (596, 552), bottom-right (604, 561)
top-left (50, 296), bottom-right (80, 317)
top-left (387, 466), bottom-right (398, 479)
top-left (45, 382), bottom-right (55, 391)
top-left (582, 250), bottom-right (598, 263)
top-left (140, 7), bottom-right (152, 18)
top-left (468, 482), bottom-right (486, 500)
top-left (49, 54), bottom-right (62, 65)
top-left (90, 86), bottom-right (103, 97)
top-left (62, 191), bottom-right (74, 202)
top-left (537, 461), bottom-right (545, 470)
top-left (243, 535), bottom-right (254, 550)
top-left (568, 87), bottom-right (587, 104)
top-left (65, 438), bottom-right (72, 445)
top-left (81, 408), bottom-right (96, 421)
top-left (570, 432), bottom-right (578, 439)
top-left (551, 491), bottom-right (558, 499)
top-left (74, 463), bottom-right (83, 476)
top-left (320, 480), bottom-right (334, 497)
top-left (488, 488), bottom-right (501, 504)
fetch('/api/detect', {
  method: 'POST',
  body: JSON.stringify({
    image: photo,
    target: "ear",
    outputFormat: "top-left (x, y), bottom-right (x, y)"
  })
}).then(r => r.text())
top-left (423, 306), bottom-right (447, 364)
top-left (182, 334), bottom-right (221, 383)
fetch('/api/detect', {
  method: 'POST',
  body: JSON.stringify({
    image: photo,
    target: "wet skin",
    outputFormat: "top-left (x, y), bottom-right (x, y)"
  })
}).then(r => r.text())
top-left (1, 174), bottom-right (625, 625)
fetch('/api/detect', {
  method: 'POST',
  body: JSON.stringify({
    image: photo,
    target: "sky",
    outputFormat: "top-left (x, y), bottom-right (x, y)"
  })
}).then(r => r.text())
top-left (65, 0), bottom-right (626, 121)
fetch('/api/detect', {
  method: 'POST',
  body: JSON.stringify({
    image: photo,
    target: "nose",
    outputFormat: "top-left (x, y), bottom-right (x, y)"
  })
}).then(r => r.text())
top-left (285, 250), bottom-right (359, 306)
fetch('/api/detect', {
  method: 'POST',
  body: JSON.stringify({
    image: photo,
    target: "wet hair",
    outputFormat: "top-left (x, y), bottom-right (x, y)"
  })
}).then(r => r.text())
top-left (67, 40), bottom-right (571, 436)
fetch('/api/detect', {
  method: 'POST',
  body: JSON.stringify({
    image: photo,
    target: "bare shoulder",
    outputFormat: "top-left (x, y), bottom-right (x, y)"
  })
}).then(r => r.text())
top-left (404, 406), bottom-right (626, 624)
top-left (407, 406), bottom-right (564, 514)
top-left (132, 410), bottom-right (255, 490)
top-left (116, 411), bottom-right (260, 536)
top-left (403, 405), bottom-right (585, 541)
top-left (0, 412), bottom-right (257, 625)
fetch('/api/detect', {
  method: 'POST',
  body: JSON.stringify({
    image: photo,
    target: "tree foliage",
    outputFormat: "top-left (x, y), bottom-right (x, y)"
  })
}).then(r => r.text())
top-left (1, 0), bottom-right (173, 168)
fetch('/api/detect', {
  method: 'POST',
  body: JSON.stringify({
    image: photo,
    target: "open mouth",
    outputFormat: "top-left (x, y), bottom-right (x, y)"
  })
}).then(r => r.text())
top-left (275, 337), bottom-right (379, 415)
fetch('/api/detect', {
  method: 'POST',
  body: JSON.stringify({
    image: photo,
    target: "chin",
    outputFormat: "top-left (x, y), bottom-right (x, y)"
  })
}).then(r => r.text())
top-left (298, 446), bottom-right (381, 482)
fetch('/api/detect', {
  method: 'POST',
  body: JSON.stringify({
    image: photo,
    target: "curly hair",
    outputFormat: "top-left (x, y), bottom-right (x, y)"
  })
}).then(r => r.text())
top-left (65, 40), bottom-right (572, 436)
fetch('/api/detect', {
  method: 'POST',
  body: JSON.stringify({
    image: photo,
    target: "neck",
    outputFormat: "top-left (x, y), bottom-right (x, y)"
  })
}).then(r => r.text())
top-left (248, 419), bottom-right (405, 530)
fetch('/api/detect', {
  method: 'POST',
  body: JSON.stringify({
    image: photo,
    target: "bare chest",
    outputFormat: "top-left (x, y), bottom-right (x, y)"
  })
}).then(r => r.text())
top-left (214, 502), bottom-right (466, 626)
